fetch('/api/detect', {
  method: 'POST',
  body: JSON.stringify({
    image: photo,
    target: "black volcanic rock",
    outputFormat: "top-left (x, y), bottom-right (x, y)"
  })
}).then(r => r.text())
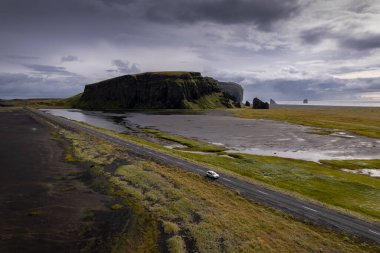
top-left (252, 97), bottom-right (269, 109)
top-left (75, 72), bottom-right (236, 110)
top-left (218, 82), bottom-right (244, 105)
top-left (303, 99), bottom-right (308, 104)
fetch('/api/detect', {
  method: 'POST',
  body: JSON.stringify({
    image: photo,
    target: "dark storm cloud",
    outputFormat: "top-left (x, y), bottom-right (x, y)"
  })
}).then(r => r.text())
top-left (61, 55), bottom-right (79, 62)
top-left (300, 24), bottom-right (380, 51)
top-left (23, 64), bottom-right (78, 76)
top-left (300, 26), bottom-right (329, 44)
top-left (0, 0), bottom-right (379, 100)
top-left (339, 33), bottom-right (380, 51)
top-left (0, 0), bottom-right (302, 32)
top-left (143, 0), bottom-right (302, 29)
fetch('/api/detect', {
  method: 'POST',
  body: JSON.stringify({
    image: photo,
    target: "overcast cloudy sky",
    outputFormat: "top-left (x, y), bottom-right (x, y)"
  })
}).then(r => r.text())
top-left (1, 0), bottom-right (380, 101)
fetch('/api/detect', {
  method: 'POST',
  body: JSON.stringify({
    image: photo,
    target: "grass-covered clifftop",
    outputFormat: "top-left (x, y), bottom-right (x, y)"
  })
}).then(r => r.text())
top-left (73, 71), bottom-right (238, 110)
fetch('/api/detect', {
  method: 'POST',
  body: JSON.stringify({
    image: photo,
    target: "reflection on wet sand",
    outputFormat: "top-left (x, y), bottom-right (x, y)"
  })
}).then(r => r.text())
top-left (43, 109), bottom-right (380, 162)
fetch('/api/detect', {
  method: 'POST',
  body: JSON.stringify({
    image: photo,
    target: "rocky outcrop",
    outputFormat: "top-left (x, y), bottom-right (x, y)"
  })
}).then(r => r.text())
top-left (270, 99), bottom-right (277, 105)
top-left (245, 101), bottom-right (251, 107)
top-left (218, 82), bottom-right (244, 105)
top-left (303, 99), bottom-right (308, 104)
top-left (75, 72), bottom-right (241, 110)
top-left (252, 97), bottom-right (269, 109)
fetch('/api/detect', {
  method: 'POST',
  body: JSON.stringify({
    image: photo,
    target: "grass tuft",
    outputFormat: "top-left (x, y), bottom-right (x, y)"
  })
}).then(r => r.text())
top-left (111, 204), bottom-right (124, 210)
top-left (162, 221), bottom-right (180, 235)
top-left (167, 236), bottom-right (186, 253)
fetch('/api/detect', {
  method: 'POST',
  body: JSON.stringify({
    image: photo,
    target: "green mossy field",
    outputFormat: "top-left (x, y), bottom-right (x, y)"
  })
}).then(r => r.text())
top-left (56, 127), bottom-right (379, 253)
top-left (76, 119), bottom-right (380, 221)
top-left (232, 106), bottom-right (380, 139)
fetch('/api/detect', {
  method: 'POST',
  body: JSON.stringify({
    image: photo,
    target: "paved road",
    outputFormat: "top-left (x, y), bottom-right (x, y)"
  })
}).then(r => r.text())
top-left (29, 108), bottom-right (380, 244)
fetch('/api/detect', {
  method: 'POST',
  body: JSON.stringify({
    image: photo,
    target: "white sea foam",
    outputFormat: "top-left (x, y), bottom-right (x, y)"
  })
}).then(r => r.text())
top-left (341, 169), bottom-right (380, 178)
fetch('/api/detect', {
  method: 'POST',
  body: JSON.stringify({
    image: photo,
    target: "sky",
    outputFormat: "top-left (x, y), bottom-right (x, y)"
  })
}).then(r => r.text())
top-left (1, 0), bottom-right (380, 102)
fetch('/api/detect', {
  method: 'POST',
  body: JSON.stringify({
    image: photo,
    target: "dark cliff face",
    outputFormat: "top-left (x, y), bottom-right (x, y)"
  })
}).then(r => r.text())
top-left (218, 82), bottom-right (244, 104)
top-left (75, 72), bottom-right (226, 109)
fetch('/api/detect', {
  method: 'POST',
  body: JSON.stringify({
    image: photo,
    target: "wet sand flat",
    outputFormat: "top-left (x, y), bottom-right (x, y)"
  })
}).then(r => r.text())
top-left (44, 109), bottom-right (380, 161)
top-left (125, 113), bottom-right (380, 161)
top-left (0, 110), bottom-right (127, 252)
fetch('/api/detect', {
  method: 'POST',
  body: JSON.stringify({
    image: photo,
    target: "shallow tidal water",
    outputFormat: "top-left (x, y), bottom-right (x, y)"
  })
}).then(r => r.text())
top-left (43, 109), bottom-right (380, 162)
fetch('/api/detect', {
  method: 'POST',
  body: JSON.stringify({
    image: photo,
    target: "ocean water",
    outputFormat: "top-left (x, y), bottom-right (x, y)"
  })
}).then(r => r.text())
top-left (276, 100), bottom-right (380, 107)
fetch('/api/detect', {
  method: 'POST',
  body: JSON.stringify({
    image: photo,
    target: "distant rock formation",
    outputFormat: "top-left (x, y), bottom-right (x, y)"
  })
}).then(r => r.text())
top-left (74, 72), bottom-right (243, 110)
top-left (270, 99), bottom-right (277, 105)
top-left (252, 97), bottom-right (269, 109)
top-left (245, 101), bottom-right (251, 107)
top-left (218, 82), bottom-right (244, 106)
top-left (303, 99), bottom-right (308, 104)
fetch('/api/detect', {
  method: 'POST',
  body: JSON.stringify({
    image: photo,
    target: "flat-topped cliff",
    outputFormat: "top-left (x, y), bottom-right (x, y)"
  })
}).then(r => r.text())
top-left (74, 71), bottom-right (243, 109)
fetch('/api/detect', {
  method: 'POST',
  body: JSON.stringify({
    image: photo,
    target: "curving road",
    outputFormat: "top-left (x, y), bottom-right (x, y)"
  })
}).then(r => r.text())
top-left (29, 108), bottom-right (380, 244)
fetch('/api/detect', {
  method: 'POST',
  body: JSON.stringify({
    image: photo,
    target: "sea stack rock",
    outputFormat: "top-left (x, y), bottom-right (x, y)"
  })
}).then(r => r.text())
top-left (303, 99), bottom-right (308, 104)
top-left (75, 72), bottom-right (242, 110)
top-left (270, 99), bottom-right (277, 105)
top-left (252, 98), bottom-right (269, 109)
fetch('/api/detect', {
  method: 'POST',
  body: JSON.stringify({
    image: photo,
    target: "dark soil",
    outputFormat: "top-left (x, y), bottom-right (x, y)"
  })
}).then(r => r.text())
top-left (0, 110), bottom-right (129, 253)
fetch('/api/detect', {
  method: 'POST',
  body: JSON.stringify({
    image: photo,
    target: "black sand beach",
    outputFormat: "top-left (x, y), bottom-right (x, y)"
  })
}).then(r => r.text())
top-left (0, 110), bottom-right (128, 252)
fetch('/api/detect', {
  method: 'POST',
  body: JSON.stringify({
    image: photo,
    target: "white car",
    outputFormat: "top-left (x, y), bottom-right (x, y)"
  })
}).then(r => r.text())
top-left (206, 170), bottom-right (219, 179)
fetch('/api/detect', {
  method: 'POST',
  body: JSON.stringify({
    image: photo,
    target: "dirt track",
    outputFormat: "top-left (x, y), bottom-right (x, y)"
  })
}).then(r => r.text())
top-left (0, 110), bottom-right (128, 252)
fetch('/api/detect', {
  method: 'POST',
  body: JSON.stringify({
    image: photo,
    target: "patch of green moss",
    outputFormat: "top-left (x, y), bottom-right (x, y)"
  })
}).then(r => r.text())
top-left (111, 203), bottom-right (124, 210)
top-left (320, 159), bottom-right (380, 170)
top-left (163, 221), bottom-right (180, 235)
top-left (144, 128), bottom-right (226, 152)
top-left (167, 236), bottom-right (186, 253)
top-left (64, 146), bottom-right (76, 162)
top-left (60, 93), bottom-right (82, 107)
top-left (183, 92), bottom-right (231, 109)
